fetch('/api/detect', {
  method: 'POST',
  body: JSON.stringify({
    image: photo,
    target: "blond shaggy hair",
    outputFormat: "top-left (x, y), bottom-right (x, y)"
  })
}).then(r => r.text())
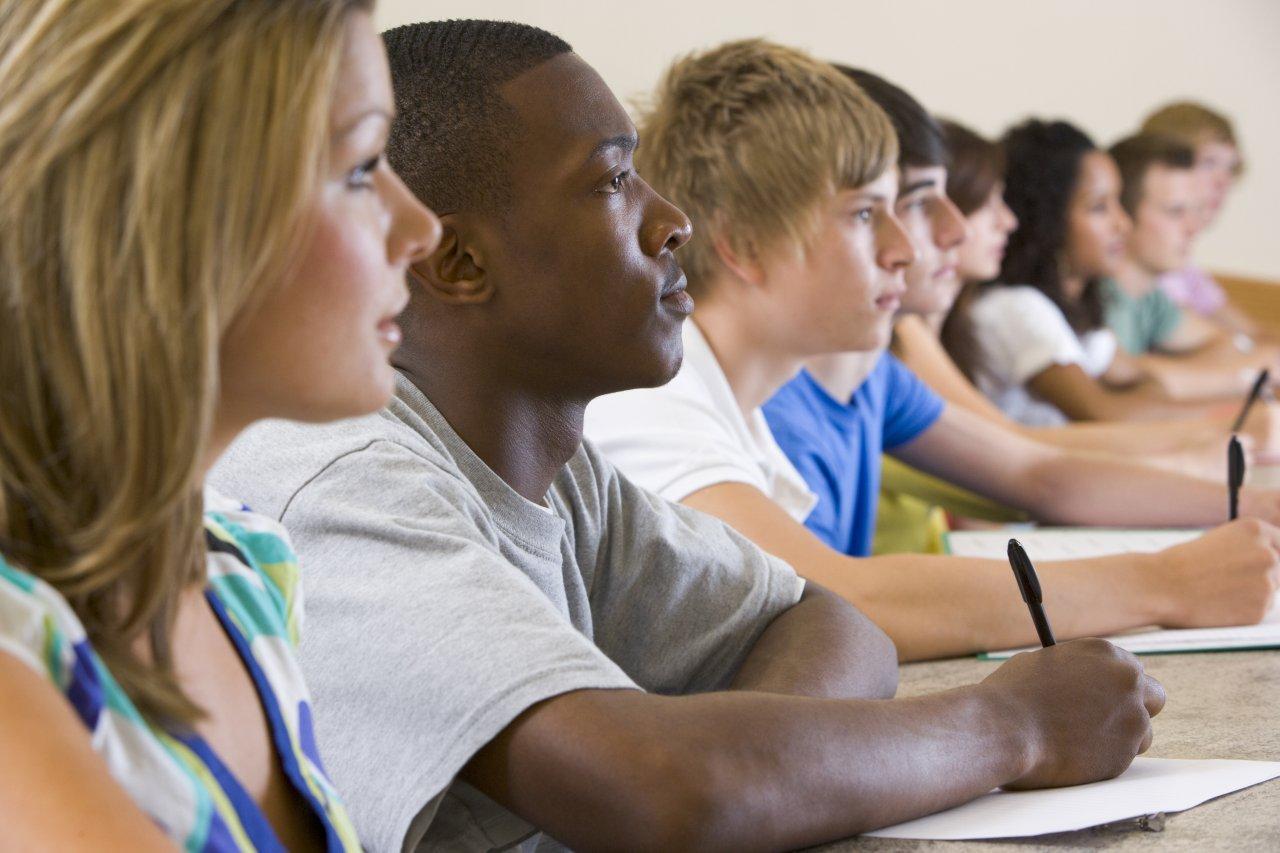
top-left (0, 0), bottom-right (368, 723)
top-left (637, 39), bottom-right (898, 296)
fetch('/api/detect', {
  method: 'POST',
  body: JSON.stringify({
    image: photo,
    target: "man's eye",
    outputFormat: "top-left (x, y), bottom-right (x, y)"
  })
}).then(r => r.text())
top-left (604, 170), bottom-right (632, 193)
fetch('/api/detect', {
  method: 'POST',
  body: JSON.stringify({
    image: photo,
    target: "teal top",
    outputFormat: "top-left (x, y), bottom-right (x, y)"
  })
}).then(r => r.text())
top-left (1102, 277), bottom-right (1184, 355)
top-left (0, 488), bottom-right (362, 851)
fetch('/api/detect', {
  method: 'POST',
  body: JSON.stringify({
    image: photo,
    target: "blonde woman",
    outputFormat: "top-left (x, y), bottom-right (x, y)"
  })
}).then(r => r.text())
top-left (0, 1), bottom-right (438, 849)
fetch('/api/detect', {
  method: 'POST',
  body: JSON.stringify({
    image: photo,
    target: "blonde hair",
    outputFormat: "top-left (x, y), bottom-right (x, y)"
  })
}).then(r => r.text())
top-left (1141, 100), bottom-right (1244, 176)
top-left (0, 0), bottom-right (368, 723)
top-left (636, 39), bottom-right (897, 296)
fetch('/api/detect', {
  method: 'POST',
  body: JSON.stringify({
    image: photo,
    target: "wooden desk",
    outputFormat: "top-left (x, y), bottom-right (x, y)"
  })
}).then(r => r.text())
top-left (818, 651), bottom-right (1280, 850)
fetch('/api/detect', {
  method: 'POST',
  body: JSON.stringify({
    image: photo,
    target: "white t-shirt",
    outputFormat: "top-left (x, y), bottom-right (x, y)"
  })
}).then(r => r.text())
top-left (585, 321), bottom-right (818, 522)
top-left (967, 285), bottom-right (1118, 427)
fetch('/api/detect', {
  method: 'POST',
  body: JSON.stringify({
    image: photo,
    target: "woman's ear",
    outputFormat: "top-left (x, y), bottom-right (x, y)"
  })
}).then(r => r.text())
top-left (410, 219), bottom-right (494, 305)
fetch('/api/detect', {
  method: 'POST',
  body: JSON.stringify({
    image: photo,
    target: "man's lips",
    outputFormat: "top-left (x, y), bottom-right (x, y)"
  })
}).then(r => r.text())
top-left (659, 270), bottom-right (694, 315)
top-left (660, 269), bottom-right (688, 298)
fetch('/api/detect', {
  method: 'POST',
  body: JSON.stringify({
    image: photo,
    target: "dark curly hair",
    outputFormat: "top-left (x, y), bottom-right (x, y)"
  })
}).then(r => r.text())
top-left (997, 119), bottom-right (1104, 335)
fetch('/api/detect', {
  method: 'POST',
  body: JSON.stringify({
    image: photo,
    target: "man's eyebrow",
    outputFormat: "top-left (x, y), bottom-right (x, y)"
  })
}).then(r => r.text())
top-left (846, 191), bottom-right (893, 205)
top-left (585, 133), bottom-right (638, 163)
top-left (333, 107), bottom-right (393, 139)
top-left (899, 178), bottom-right (939, 197)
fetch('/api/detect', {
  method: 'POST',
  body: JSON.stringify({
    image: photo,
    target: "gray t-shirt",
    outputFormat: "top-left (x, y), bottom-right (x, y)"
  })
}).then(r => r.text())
top-left (210, 372), bottom-right (804, 852)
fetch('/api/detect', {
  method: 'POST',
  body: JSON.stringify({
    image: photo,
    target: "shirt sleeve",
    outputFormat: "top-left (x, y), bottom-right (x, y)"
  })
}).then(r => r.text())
top-left (972, 287), bottom-right (1091, 386)
top-left (204, 489), bottom-right (304, 644)
top-left (1160, 266), bottom-right (1227, 314)
top-left (572, 442), bottom-right (806, 696)
top-left (276, 440), bottom-right (638, 853)
top-left (0, 562), bottom-right (72, 685)
top-left (585, 376), bottom-right (768, 503)
top-left (881, 355), bottom-right (945, 450)
top-left (1150, 289), bottom-right (1188, 349)
top-left (765, 409), bottom-right (845, 549)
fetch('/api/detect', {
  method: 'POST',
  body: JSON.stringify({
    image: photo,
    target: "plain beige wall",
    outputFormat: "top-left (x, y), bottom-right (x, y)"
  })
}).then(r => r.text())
top-left (375, 0), bottom-right (1280, 281)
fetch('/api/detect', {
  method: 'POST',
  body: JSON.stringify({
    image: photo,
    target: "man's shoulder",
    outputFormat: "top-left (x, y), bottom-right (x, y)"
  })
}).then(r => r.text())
top-left (209, 410), bottom-right (457, 521)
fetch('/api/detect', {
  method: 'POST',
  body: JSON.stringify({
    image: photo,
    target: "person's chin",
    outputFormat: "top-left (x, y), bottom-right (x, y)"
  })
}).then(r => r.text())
top-left (606, 336), bottom-right (685, 394)
top-left (844, 316), bottom-right (894, 353)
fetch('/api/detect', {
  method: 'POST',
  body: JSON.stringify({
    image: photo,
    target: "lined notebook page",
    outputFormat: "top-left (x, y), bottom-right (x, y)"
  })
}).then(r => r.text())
top-left (943, 529), bottom-right (1280, 657)
top-left (867, 757), bottom-right (1280, 839)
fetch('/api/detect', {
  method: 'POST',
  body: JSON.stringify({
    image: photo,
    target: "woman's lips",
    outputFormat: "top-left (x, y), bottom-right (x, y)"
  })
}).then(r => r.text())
top-left (875, 292), bottom-right (902, 312)
top-left (377, 318), bottom-right (402, 347)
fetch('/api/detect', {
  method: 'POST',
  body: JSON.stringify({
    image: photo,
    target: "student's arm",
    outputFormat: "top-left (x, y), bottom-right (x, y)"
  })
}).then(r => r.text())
top-left (891, 404), bottom-right (1280, 527)
top-left (727, 582), bottom-right (898, 700)
top-left (1027, 362), bottom-right (1219, 421)
top-left (893, 315), bottom-right (1230, 456)
top-left (1155, 309), bottom-right (1226, 354)
top-left (682, 482), bottom-right (1279, 661)
top-left (0, 653), bottom-right (176, 850)
top-left (1134, 355), bottom-right (1257, 402)
top-left (461, 639), bottom-right (1162, 850)
top-left (1212, 301), bottom-right (1264, 339)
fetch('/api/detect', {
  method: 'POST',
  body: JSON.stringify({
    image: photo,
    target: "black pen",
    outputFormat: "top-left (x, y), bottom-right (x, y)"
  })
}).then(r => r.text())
top-left (1228, 435), bottom-right (1246, 521)
top-left (1230, 367), bottom-right (1269, 433)
top-left (1007, 539), bottom-right (1055, 647)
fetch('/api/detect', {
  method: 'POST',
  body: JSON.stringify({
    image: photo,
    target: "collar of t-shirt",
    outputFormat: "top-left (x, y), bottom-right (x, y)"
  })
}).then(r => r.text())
top-left (389, 372), bottom-right (568, 538)
top-left (681, 322), bottom-right (819, 523)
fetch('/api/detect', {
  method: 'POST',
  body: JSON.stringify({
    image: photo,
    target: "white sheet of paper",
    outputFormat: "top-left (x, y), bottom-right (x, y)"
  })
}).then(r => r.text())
top-left (944, 529), bottom-right (1280, 658)
top-left (944, 527), bottom-right (1202, 559)
top-left (866, 757), bottom-right (1280, 839)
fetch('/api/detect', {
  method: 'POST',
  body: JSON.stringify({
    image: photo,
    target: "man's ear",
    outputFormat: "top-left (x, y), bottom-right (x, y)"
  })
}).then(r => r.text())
top-left (709, 220), bottom-right (766, 287)
top-left (409, 217), bottom-right (494, 305)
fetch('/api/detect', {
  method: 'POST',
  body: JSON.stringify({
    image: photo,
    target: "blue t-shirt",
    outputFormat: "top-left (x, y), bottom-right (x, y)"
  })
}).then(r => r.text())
top-left (763, 354), bottom-right (945, 557)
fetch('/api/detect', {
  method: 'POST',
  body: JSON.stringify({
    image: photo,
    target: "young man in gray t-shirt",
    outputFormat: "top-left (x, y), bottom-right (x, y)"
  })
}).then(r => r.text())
top-left (213, 20), bottom-right (1163, 853)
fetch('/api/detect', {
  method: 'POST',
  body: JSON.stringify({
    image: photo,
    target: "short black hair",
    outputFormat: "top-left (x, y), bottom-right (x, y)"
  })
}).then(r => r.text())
top-left (1108, 132), bottom-right (1195, 216)
top-left (833, 66), bottom-right (946, 169)
top-left (382, 20), bottom-right (571, 215)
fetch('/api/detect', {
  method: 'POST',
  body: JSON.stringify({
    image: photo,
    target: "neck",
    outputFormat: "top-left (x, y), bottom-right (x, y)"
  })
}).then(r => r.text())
top-left (204, 407), bottom-right (251, 483)
top-left (1061, 272), bottom-right (1088, 302)
top-left (806, 348), bottom-right (883, 403)
top-left (693, 296), bottom-right (805, 418)
top-left (1112, 254), bottom-right (1158, 297)
top-left (920, 310), bottom-right (947, 335)
top-left (396, 353), bottom-right (583, 503)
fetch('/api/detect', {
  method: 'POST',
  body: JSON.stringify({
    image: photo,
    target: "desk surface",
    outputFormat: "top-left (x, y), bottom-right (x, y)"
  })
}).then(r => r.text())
top-left (819, 650), bottom-right (1280, 850)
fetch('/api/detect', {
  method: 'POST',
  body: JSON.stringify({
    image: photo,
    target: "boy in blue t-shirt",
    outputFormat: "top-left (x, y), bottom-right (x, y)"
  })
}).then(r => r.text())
top-left (765, 356), bottom-right (942, 556)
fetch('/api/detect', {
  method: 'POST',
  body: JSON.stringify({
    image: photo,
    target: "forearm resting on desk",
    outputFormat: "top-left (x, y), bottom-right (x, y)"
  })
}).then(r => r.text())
top-left (461, 641), bottom-right (1161, 851)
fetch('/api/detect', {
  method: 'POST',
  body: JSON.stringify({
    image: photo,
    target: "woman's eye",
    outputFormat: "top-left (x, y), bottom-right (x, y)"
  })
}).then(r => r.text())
top-left (347, 155), bottom-right (380, 189)
top-left (854, 208), bottom-right (874, 223)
